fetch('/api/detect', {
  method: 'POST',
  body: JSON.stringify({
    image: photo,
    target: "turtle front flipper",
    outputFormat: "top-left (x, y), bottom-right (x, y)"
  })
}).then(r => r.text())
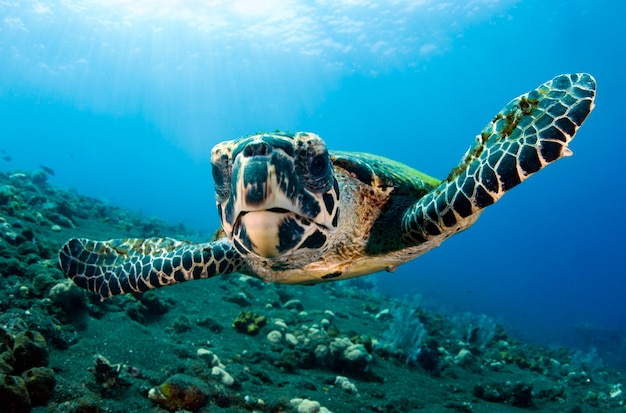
top-left (59, 237), bottom-right (248, 299)
top-left (402, 73), bottom-right (596, 245)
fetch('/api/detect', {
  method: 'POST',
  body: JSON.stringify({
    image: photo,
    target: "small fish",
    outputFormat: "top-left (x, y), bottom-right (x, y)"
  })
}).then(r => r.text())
top-left (2, 155), bottom-right (10, 162)
top-left (40, 165), bottom-right (55, 176)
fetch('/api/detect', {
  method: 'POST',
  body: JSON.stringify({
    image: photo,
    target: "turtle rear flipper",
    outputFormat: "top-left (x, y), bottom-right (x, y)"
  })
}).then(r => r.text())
top-left (402, 73), bottom-right (596, 244)
top-left (59, 237), bottom-right (247, 299)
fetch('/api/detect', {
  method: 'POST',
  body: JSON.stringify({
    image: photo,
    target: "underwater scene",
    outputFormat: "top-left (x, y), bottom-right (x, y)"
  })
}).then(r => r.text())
top-left (1, 1), bottom-right (625, 412)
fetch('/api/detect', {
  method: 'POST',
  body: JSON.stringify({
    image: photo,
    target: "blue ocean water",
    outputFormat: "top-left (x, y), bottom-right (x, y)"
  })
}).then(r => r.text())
top-left (1, 0), bottom-right (624, 354)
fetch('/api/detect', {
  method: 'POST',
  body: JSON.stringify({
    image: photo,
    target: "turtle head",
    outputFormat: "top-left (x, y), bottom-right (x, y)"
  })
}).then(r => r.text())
top-left (211, 132), bottom-right (340, 259)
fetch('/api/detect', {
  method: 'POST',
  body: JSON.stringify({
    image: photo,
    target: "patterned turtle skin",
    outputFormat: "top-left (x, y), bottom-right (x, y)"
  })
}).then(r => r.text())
top-left (59, 73), bottom-right (596, 300)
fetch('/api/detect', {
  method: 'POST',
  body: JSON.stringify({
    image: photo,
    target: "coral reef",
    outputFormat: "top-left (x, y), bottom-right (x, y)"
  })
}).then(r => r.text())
top-left (149, 374), bottom-right (210, 411)
top-left (232, 311), bottom-right (267, 335)
top-left (473, 381), bottom-right (534, 407)
top-left (376, 302), bottom-right (426, 365)
top-left (0, 373), bottom-right (31, 412)
top-left (89, 354), bottom-right (124, 389)
top-left (12, 330), bottom-right (49, 373)
top-left (22, 366), bottom-right (56, 405)
top-left (0, 168), bottom-right (624, 412)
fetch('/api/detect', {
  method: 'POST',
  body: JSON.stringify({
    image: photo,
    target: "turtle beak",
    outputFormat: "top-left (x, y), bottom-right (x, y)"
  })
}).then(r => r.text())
top-left (240, 158), bottom-right (271, 207)
top-left (232, 150), bottom-right (299, 221)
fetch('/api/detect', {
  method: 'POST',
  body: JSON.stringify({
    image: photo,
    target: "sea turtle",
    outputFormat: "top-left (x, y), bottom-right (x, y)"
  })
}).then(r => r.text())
top-left (59, 73), bottom-right (596, 300)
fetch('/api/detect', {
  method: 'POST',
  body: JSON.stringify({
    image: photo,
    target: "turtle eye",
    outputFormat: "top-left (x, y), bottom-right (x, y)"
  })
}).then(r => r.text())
top-left (303, 151), bottom-right (332, 192)
top-left (212, 158), bottom-right (231, 200)
top-left (309, 154), bottom-right (329, 178)
top-left (212, 164), bottom-right (224, 187)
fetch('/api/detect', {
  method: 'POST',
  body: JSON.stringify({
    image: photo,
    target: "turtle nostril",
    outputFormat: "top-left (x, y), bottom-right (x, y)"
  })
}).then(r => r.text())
top-left (243, 141), bottom-right (271, 157)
